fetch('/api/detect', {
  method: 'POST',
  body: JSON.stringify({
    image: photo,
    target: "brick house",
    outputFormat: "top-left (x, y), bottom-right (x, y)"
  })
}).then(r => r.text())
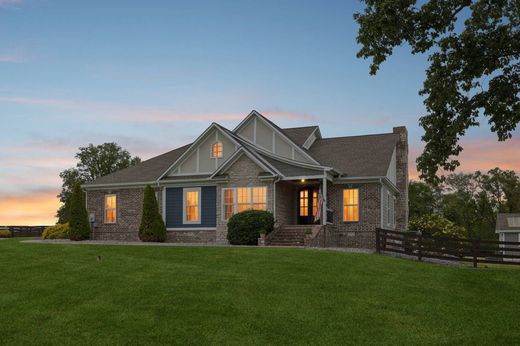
top-left (84, 110), bottom-right (408, 248)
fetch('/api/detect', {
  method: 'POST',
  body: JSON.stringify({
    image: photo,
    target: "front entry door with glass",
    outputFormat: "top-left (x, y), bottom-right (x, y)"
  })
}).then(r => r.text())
top-left (297, 187), bottom-right (318, 224)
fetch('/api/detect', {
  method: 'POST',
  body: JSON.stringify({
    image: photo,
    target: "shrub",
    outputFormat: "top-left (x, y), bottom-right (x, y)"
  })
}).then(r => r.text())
top-left (409, 214), bottom-right (466, 238)
top-left (42, 223), bottom-right (70, 240)
top-left (0, 229), bottom-right (12, 238)
top-left (139, 185), bottom-right (166, 242)
top-left (227, 210), bottom-right (274, 245)
top-left (69, 182), bottom-right (91, 241)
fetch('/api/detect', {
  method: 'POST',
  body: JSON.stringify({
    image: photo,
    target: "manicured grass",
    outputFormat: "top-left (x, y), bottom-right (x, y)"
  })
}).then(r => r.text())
top-left (1, 239), bottom-right (519, 345)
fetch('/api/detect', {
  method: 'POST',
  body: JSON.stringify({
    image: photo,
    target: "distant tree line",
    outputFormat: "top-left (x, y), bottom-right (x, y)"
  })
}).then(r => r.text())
top-left (409, 168), bottom-right (520, 240)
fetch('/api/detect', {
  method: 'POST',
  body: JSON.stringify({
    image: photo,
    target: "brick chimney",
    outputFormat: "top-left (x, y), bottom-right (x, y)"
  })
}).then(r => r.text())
top-left (393, 126), bottom-right (409, 231)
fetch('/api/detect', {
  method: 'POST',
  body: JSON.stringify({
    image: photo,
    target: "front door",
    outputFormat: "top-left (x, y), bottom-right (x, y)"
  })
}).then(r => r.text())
top-left (298, 187), bottom-right (318, 224)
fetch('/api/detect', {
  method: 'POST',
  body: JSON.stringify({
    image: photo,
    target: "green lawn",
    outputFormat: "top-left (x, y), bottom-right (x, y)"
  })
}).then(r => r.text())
top-left (1, 239), bottom-right (519, 345)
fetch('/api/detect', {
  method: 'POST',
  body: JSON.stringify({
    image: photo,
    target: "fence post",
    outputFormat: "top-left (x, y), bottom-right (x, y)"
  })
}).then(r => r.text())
top-left (472, 239), bottom-right (479, 268)
top-left (375, 228), bottom-right (380, 254)
top-left (417, 231), bottom-right (422, 262)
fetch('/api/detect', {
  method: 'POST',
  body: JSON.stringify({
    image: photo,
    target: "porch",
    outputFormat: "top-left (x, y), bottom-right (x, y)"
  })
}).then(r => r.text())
top-left (274, 177), bottom-right (333, 227)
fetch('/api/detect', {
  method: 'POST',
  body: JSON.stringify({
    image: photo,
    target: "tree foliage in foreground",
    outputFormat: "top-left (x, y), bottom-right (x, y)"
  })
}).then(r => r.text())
top-left (355, 0), bottom-right (519, 183)
top-left (139, 185), bottom-right (166, 242)
top-left (57, 143), bottom-right (141, 223)
top-left (409, 168), bottom-right (520, 239)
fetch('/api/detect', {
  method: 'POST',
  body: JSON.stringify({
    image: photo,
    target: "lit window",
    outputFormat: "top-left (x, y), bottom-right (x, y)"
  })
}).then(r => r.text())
top-left (299, 189), bottom-right (309, 216)
top-left (183, 188), bottom-right (200, 223)
top-left (312, 190), bottom-right (318, 216)
top-left (105, 194), bottom-right (117, 223)
top-left (223, 187), bottom-right (268, 220)
top-left (237, 187), bottom-right (251, 212)
top-left (252, 187), bottom-right (267, 210)
top-left (211, 142), bottom-right (223, 158)
top-left (223, 189), bottom-right (235, 220)
top-left (343, 189), bottom-right (359, 222)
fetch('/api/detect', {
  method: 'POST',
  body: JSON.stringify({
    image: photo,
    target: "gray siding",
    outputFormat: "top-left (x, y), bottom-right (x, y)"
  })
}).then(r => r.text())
top-left (165, 186), bottom-right (216, 228)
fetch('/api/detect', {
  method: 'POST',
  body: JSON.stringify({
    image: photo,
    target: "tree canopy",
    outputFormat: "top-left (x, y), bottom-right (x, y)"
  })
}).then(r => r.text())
top-left (355, 0), bottom-right (519, 183)
top-left (57, 143), bottom-right (141, 223)
top-left (409, 168), bottom-right (520, 239)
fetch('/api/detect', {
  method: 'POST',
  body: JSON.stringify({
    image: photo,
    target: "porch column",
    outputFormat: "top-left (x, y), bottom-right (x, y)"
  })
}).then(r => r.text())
top-left (322, 175), bottom-right (327, 225)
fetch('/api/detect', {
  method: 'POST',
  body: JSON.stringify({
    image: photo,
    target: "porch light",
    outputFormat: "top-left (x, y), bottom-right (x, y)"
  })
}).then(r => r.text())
top-left (301, 179), bottom-right (305, 183)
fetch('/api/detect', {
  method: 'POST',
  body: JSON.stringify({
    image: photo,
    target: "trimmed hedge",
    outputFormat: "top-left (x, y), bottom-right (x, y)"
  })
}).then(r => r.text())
top-left (139, 185), bottom-right (166, 242)
top-left (42, 223), bottom-right (70, 240)
top-left (227, 210), bottom-right (274, 245)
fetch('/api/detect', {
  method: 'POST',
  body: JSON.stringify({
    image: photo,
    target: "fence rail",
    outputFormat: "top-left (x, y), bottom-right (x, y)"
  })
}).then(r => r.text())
top-left (0, 226), bottom-right (47, 238)
top-left (376, 228), bottom-right (520, 267)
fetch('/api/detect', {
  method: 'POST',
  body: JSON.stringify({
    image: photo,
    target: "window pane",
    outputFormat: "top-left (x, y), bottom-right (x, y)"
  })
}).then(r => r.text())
top-left (253, 203), bottom-right (266, 211)
top-left (105, 209), bottom-right (116, 223)
top-left (237, 203), bottom-right (251, 212)
top-left (105, 195), bottom-right (116, 209)
top-left (224, 205), bottom-right (234, 219)
top-left (185, 190), bottom-right (199, 222)
top-left (224, 189), bottom-right (234, 204)
top-left (237, 188), bottom-right (251, 204)
top-left (212, 142), bottom-right (223, 158)
top-left (312, 191), bottom-right (318, 216)
top-left (253, 187), bottom-right (266, 203)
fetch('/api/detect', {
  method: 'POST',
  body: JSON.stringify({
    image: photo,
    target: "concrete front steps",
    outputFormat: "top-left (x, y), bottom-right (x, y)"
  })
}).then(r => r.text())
top-left (268, 225), bottom-right (317, 246)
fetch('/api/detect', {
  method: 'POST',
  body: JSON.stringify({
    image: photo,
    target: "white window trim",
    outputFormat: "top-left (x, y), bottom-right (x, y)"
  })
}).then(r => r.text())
top-left (210, 141), bottom-right (223, 159)
top-left (183, 187), bottom-right (201, 224)
top-left (342, 188), bottom-right (359, 223)
top-left (221, 187), bottom-right (267, 221)
top-left (386, 191), bottom-right (391, 227)
top-left (104, 194), bottom-right (117, 224)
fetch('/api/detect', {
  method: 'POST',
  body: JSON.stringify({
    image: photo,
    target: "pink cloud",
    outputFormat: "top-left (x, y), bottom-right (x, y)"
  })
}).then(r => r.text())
top-left (409, 137), bottom-right (520, 180)
top-left (0, 96), bottom-right (314, 124)
top-left (0, 0), bottom-right (22, 7)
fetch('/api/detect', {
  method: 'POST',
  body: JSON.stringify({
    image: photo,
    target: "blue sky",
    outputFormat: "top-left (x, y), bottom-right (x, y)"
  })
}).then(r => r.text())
top-left (1, 0), bottom-right (518, 224)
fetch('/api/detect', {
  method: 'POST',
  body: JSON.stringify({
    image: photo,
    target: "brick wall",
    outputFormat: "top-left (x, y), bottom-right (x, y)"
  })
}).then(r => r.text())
top-left (87, 187), bottom-right (219, 243)
top-left (215, 154), bottom-right (274, 243)
top-left (274, 181), bottom-right (296, 226)
top-left (87, 188), bottom-right (145, 241)
top-left (325, 182), bottom-right (381, 249)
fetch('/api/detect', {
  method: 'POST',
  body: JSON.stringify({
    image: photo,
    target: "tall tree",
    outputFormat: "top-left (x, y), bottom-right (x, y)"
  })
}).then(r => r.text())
top-left (68, 182), bottom-right (91, 241)
top-left (409, 181), bottom-right (441, 219)
top-left (57, 143), bottom-right (141, 223)
top-left (355, 1), bottom-right (520, 183)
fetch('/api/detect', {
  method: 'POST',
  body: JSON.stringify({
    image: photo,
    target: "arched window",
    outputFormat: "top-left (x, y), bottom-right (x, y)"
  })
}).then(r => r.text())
top-left (211, 142), bottom-right (223, 158)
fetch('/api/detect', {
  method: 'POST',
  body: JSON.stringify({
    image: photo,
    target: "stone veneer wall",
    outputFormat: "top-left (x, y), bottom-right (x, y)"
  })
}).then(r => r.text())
top-left (215, 154), bottom-right (274, 243)
top-left (393, 126), bottom-right (409, 231)
top-left (325, 182), bottom-right (381, 249)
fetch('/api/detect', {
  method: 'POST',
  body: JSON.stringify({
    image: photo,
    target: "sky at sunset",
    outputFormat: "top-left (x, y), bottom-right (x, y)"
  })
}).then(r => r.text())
top-left (1, 0), bottom-right (519, 225)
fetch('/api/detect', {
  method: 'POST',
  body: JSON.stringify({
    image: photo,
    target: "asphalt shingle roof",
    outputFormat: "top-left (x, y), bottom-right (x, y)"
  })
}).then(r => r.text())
top-left (308, 133), bottom-right (399, 177)
top-left (496, 213), bottom-right (520, 231)
top-left (282, 126), bottom-right (318, 147)
top-left (84, 144), bottom-right (191, 186)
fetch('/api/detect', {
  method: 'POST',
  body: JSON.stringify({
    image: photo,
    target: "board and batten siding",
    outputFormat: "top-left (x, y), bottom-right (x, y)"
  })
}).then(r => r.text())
top-left (165, 186), bottom-right (216, 228)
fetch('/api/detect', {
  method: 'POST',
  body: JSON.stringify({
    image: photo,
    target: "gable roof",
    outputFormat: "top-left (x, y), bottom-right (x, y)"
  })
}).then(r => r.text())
top-left (308, 133), bottom-right (398, 177)
top-left (496, 213), bottom-right (520, 231)
top-left (83, 144), bottom-right (191, 186)
top-left (233, 110), bottom-right (320, 165)
top-left (282, 126), bottom-right (319, 147)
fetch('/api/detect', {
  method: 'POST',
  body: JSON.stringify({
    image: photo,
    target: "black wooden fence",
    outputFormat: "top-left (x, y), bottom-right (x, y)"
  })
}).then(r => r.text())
top-left (0, 226), bottom-right (47, 238)
top-left (376, 228), bottom-right (520, 267)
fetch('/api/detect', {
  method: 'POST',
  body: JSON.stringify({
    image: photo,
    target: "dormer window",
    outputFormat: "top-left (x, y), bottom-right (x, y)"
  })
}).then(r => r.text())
top-left (211, 142), bottom-right (223, 158)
